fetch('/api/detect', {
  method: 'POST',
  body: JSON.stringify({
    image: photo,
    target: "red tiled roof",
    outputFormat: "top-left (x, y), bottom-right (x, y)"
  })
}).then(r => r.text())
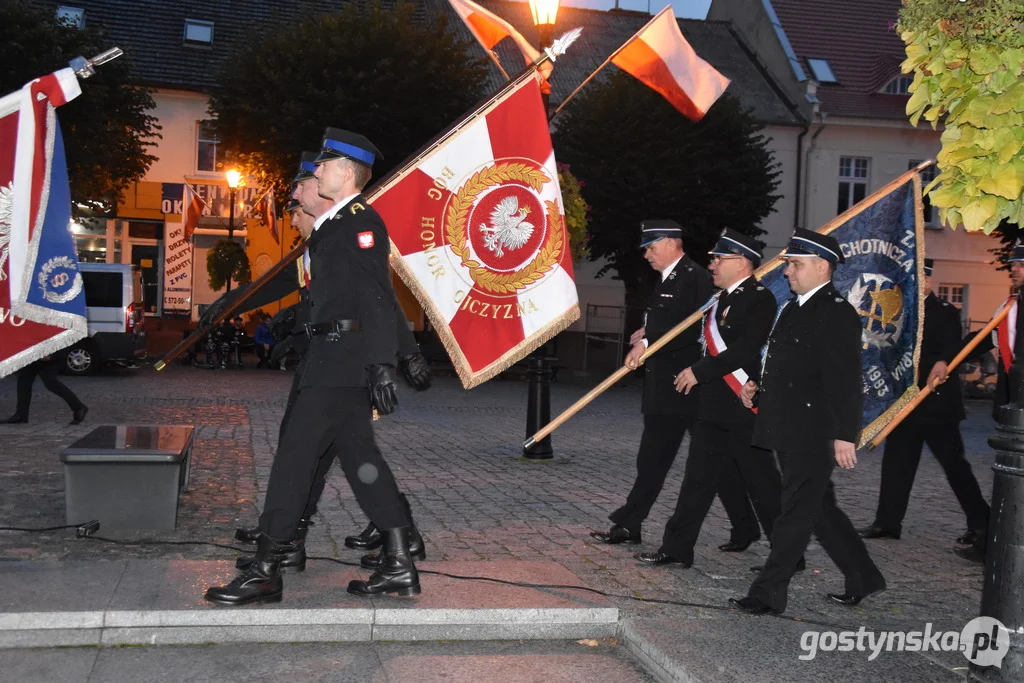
top-left (771, 0), bottom-right (910, 120)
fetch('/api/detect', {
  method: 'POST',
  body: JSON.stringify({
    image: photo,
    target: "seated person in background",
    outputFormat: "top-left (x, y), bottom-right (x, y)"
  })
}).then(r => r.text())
top-left (254, 312), bottom-right (276, 369)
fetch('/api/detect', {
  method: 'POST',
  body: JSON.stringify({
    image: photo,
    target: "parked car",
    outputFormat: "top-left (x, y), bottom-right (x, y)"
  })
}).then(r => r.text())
top-left (59, 263), bottom-right (147, 375)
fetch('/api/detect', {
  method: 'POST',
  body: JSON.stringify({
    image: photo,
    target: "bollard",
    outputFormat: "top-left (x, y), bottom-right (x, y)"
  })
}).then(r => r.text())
top-left (973, 364), bottom-right (1024, 680)
top-left (523, 355), bottom-right (554, 459)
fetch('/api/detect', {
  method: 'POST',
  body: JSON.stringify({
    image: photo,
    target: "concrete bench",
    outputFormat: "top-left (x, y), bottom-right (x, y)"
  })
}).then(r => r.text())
top-left (60, 425), bottom-right (195, 531)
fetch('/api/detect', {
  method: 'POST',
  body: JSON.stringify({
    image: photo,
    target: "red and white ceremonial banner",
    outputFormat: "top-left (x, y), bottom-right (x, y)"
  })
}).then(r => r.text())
top-left (372, 75), bottom-right (579, 388)
top-left (612, 7), bottom-right (730, 121)
top-left (447, 0), bottom-right (553, 80)
top-left (256, 189), bottom-right (279, 244)
top-left (703, 302), bottom-right (754, 412)
top-left (0, 68), bottom-right (87, 377)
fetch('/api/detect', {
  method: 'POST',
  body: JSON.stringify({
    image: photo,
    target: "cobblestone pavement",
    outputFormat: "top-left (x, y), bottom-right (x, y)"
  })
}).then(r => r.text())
top-left (0, 363), bottom-right (998, 678)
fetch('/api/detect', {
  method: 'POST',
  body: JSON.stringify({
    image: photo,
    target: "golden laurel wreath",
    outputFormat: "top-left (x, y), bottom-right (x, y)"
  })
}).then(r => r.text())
top-left (445, 162), bottom-right (564, 295)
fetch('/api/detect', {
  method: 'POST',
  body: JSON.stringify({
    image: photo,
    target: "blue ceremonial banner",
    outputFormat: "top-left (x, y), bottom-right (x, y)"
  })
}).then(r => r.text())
top-left (758, 169), bottom-right (926, 447)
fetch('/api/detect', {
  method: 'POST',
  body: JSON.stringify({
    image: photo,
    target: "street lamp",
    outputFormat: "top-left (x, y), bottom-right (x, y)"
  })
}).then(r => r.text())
top-left (528, 0), bottom-right (560, 112)
top-left (225, 169), bottom-right (242, 292)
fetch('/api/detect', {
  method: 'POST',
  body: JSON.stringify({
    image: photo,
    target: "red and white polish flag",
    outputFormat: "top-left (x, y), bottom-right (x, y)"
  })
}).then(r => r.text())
top-left (447, 0), bottom-right (553, 80)
top-left (181, 182), bottom-right (205, 242)
top-left (372, 76), bottom-right (579, 388)
top-left (0, 69), bottom-right (87, 377)
top-left (612, 7), bottom-right (730, 121)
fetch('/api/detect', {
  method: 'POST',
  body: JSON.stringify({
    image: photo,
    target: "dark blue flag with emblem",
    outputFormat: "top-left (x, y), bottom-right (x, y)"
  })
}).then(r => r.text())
top-left (757, 165), bottom-right (930, 447)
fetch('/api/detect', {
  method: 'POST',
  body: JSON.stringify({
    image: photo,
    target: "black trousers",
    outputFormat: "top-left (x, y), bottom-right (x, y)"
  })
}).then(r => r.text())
top-left (749, 449), bottom-right (885, 614)
top-left (610, 413), bottom-right (693, 532)
top-left (14, 358), bottom-right (83, 417)
top-left (874, 419), bottom-right (989, 533)
top-left (713, 439), bottom-right (772, 543)
top-left (659, 419), bottom-right (783, 563)
top-left (259, 386), bottom-right (407, 541)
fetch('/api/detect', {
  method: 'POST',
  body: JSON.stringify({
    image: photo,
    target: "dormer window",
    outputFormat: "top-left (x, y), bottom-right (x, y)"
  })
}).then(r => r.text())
top-left (881, 74), bottom-right (913, 95)
top-left (56, 5), bottom-right (85, 28)
top-left (184, 19), bottom-right (214, 44)
top-left (806, 58), bottom-right (838, 83)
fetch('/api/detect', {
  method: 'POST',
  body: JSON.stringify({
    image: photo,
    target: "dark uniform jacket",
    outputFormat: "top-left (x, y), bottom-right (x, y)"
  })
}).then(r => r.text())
top-left (753, 281), bottom-right (863, 455)
top-left (642, 255), bottom-right (714, 416)
top-left (691, 276), bottom-right (777, 425)
top-left (910, 293), bottom-right (965, 423)
top-left (947, 294), bottom-right (1021, 418)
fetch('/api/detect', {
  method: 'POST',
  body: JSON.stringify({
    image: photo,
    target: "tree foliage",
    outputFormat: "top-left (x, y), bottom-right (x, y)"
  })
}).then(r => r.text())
top-left (900, 0), bottom-right (1024, 233)
top-left (553, 72), bottom-right (781, 310)
top-left (0, 1), bottom-right (160, 215)
top-left (208, 3), bottom-right (491, 208)
top-left (557, 164), bottom-right (590, 262)
top-left (207, 239), bottom-right (250, 291)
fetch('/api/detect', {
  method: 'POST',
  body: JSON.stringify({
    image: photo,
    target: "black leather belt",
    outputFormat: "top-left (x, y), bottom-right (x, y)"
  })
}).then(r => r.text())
top-left (304, 319), bottom-right (360, 340)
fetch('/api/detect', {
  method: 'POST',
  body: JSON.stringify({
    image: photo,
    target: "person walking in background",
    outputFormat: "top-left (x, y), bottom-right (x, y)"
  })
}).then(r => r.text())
top-left (1, 355), bottom-right (87, 425)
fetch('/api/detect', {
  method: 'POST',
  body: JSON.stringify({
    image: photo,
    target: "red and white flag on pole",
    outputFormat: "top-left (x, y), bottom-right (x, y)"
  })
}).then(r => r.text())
top-left (0, 68), bottom-right (87, 377)
top-left (372, 76), bottom-right (578, 388)
top-left (447, 0), bottom-right (552, 80)
top-left (256, 189), bottom-right (278, 244)
top-left (612, 7), bottom-right (729, 121)
top-left (181, 182), bottom-right (205, 242)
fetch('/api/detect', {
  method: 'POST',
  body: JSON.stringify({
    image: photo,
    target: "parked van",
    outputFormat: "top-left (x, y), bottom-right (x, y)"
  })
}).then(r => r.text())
top-left (60, 263), bottom-right (147, 374)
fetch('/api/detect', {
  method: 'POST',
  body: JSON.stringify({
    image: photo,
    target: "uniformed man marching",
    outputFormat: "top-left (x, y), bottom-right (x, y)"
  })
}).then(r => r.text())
top-left (860, 258), bottom-right (990, 548)
top-left (635, 229), bottom-right (783, 568)
top-left (730, 228), bottom-right (885, 615)
top-left (590, 221), bottom-right (714, 545)
top-left (205, 129), bottom-right (421, 604)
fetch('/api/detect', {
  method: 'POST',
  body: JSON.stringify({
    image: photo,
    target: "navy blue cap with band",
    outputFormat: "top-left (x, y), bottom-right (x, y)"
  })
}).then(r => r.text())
top-left (709, 227), bottom-right (763, 265)
top-left (923, 258), bottom-right (934, 276)
top-left (292, 151), bottom-right (318, 183)
top-left (782, 227), bottom-right (845, 264)
top-left (1011, 241), bottom-right (1024, 262)
top-left (639, 219), bottom-right (684, 248)
top-left (313, 127), bottom-right (381, 168)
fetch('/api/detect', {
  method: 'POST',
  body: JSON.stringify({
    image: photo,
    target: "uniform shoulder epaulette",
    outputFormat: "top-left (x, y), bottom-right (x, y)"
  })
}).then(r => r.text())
top-left (834, 296), bottom-right (845, 303)
top-left (349, 202), bottom-right (366, 214)
top-left (755, 285), bottom-right (765, 291)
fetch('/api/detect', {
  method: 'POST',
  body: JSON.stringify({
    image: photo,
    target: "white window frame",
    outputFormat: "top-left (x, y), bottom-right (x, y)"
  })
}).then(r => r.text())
top-left (56, 5), bottom-right (85, 28)
top-left (184, 19), bottom-right (214, 44)
top-left (837, 156), bottom-right (870, 215)
top-left (882, 74), bottom-right (913, 95)
top-left (910, 160), bottom-right (939, 227)
top-left (196, 122), bottom-right (220, 174)
top-left (806, 58), bottom-right (838, 83)
top-left (938, 284), bottom-right (966, 308)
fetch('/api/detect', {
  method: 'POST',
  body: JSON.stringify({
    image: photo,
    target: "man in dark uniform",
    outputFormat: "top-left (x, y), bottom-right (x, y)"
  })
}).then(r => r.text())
top-left (589, 221), bottom-right (714, 545)
top-left (859, 258), bottom-right (989, 547)
top-left (231, 155), bottom-right (430, 574)
top-left (635, 229), bottom-right (783, 568)
top-left (931, 243), bottom-right (1024, 562)
top-left (205, 129), bottom-right (421, 604)
top-left (730, 228), bottom-right (885, 615)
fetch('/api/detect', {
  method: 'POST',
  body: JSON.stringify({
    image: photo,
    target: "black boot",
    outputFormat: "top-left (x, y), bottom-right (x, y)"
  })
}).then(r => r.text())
top-left (205, 535), bottom-right (285, 605)
top-left (348, 526), bottom-right (421, 597)
top-left (345, 521), bottom-right (382, 550)
top-left (361, 525), bottom-right (426, 568)
top-left (236, 518), bottom-right (310, 571)
top-left (0, 414), bottom-right (28, 424)
top-left (236, 517), bottom-right (312, 545)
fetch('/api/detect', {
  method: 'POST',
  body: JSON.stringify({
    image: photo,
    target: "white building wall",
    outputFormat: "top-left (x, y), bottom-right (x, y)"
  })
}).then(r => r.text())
top-left (146, 89), bottom-right (212, 183)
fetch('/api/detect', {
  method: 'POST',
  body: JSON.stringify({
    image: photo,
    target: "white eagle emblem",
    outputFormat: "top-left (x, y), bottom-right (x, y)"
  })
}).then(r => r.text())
top-left (478, 195), bottom-right (534, 257)
top-left (0, 182), bottom-right (12, 281)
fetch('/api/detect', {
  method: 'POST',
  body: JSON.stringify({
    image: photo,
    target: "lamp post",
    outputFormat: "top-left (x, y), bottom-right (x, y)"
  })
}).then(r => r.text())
top-left (225, 169), bottom-right (242, 293)
top-left (528, 0), bottom-right (560, 111)
top-left (522, 0), bottom-right (561, 461)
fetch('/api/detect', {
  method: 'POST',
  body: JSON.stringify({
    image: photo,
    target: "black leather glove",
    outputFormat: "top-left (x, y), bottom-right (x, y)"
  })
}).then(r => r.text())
top-left (269, 304), bottom-right (300, 343)
top-left (270, 334), bottom-right (309, 365)
top-left (200, 287), bottom-right (246, 328)
top-left (398, 353), bottom-right (432, 392)
top-left (368, 364), bottom-right (399, 415)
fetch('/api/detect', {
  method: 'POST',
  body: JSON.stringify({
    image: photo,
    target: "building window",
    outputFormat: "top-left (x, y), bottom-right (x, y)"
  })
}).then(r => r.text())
top-left (910, 160), bottom-right (939, 226)
top-left (838, 157), bottom-right (870, 214)
top-left (184, 19), bottom-right (214, 44)
top-left (938, 284), bottom-right (966, 308)
top-left (56, 5), bottom-right (84, 28)
top-left (882, 74), bottom-right (913, 95)
top-left (806, 58), bottom-right (838, 83)
top-left (197, 123), bottom-right (219, 173)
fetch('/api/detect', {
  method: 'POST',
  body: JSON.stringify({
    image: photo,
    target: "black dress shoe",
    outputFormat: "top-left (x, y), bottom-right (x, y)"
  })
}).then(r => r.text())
top-left (70, 405), bottom-right (88, 425)
top-left (858, 524), bottom-right (900, 540)
top-left (345, 521), bottom-right (383, 550)
top-left (956, 529), bottom-right (985, 546)
top-left (718, 539), bottom-right (757, 552)
top-left (827, 588), bottom-right (884, 606)
top-left (235, 526), bottom-right (261, 544)
top-left (728, 596), bottom-right (777, 615)
top-left (954, 544), bottom-right (986, 564)
top-left (1, 414), bottom-right (28, 424)
top-left (205, 536), bottom-right (284, 606)
top-left (750, 557), bottom-right (806, 573)
top-left (589, 525), bottom-right (641, 545)
top-left (634, 551), bottom-right (691, 567)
